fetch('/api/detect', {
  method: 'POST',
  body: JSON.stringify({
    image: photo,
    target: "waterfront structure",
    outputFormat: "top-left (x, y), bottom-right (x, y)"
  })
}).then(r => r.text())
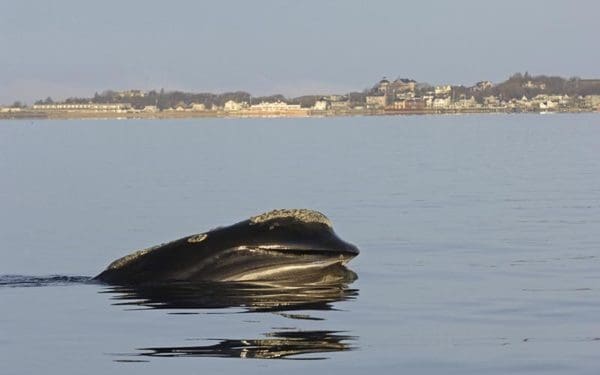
top-left (32, 103), bottom-right (131, 111)
top-left (391, 98), bottom-right (425, 110)
top-left (453, 97), bottom-right (478, 109)
top-left (433, 97), bottom-right (452, 109)
top-left (434, 85), bottom-right (452, 96)
top-left (584, 95), bottom-right (600, 108)
top-left (366, 94), bottom-right (387, 109)
top-left (390, 78), bottom-right (416, 93)
top-left (249, 101), bottom-right (301, 111)
top-left (313, 99), bottom-right (330, 111)
top-left (190, 103), bottom-right (206, 111)
top-left (224, 100), bottom-right (248, 111)
top-left (483, 96), bottom-right (501, 107)
top-left (142, 105), bottom-right (158, 112)
top-left (376, 78), bottom-right (390, 93)
top-left (330, 101), bottom-right (350, 110)
top-left (0, 107), bottom-right (21, 113)
top-left (539, 100), bottom-right (558, 110)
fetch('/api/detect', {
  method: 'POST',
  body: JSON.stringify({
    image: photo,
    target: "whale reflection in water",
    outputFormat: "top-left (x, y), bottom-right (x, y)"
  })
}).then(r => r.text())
top-left (135, 330), bottom-right (355, 360)
top-left (103, 263), bottom-right (358, 313)
top-left (106, 265), bottom-right (359, 361)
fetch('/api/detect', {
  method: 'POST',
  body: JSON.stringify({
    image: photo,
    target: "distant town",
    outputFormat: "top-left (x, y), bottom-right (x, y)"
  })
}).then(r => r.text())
top-left (2, 73), bottom-right (600, 120)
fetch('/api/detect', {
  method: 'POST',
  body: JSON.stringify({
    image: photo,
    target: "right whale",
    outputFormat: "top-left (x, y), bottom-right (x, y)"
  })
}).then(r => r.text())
top-left (95, 209), bottom-right (359, 285)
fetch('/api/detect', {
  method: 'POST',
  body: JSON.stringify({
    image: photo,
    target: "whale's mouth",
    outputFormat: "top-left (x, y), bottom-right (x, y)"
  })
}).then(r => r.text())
top-left (249, 242), bottom-right (359, 259)
top-left (210, 245), bottom-right (357, 283)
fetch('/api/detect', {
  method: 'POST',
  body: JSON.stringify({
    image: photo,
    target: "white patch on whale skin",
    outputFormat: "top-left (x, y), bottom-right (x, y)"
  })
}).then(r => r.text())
top-left (249, 209), bottom-right (332, 228)
top-left (187, 233), bottom-right (207, 243)
top-left (106, 246), bottom-right (156, 270)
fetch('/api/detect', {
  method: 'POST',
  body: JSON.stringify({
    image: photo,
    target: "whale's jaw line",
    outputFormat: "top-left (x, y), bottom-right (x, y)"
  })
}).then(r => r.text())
top-left (168, 246), bottom-right (357, 283)
top-left (217, 250), bottom-right (355, 282)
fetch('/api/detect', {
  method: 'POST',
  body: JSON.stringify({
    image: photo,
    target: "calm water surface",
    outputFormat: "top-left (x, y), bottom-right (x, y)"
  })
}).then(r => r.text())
top-left (1, 114), bottom-right (599, 374)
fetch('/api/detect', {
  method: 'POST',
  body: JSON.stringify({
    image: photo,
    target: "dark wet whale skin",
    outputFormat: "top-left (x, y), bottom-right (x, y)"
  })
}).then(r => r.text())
top-left (94, 209), bottom-right (359, 285)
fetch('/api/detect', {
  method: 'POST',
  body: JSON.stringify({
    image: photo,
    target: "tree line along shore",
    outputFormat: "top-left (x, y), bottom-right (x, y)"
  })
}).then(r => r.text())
top-left (2, 73), bottom-right (600, 120)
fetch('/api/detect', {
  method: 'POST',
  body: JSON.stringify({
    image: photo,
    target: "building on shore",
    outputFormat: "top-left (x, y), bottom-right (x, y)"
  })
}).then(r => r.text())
top-left (376, 78), bottom-right (390, 94)
top-left (453, 97), bottom-right (478, 109)
top-left (224, 100), bottom-right (249, 111)
top-left (190, 103), bottom-right (206, 111)
top-left (390, 98), bottom-right (425, 111)
top-left (142, 105), bottom-right (158, 112)
top-left (330, 100), bottom-right (350, 110)
top-left (313, 99), bottom-right (330, 111)
top-left (483, 96), bottom-right (501, 107)
top-left (433, 97), bottom-right (452, 109)
top-left (32, 103), bottom-right (131, 112)
top-left (584, 95), bottom-right (600, 109)
top-left (0, 106), bottom-right (22, 113)
top-left (366, 93), bottom-right (388, 109)
top-left (390, 78), bottom-right (416, 93)
top-left (248, 101), bottom-right (301, 112)
top-left (434, 85), bottom-right (452, 96)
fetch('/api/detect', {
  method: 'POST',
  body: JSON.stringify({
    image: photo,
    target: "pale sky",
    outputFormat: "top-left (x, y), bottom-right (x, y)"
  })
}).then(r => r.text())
top-left (1, 0), bottom-right (598, 105)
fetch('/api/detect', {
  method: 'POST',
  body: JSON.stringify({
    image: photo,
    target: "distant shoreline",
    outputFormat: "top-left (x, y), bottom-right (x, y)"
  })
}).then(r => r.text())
top-left (0, 108), bottom-right (596, 121)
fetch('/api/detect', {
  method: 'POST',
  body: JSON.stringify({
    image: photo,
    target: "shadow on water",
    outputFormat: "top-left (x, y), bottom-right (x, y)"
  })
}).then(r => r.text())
top-left (131, 330), bottom-right (356, 360)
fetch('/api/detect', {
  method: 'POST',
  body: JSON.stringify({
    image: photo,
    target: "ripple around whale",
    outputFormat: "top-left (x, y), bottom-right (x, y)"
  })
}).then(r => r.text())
top-left (0, 274), bottom-right (95, 287)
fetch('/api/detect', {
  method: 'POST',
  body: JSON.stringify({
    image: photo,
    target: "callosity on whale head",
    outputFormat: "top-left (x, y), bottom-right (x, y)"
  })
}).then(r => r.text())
top-left (94, 209), bottom-right (359, 285)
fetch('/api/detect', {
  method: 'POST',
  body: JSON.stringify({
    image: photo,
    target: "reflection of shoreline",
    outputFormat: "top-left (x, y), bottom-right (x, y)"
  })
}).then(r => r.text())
top-left (134, 330), bottom-right (356, 360)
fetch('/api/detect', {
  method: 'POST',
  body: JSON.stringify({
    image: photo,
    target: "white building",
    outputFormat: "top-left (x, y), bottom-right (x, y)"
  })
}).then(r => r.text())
top-left (454, 97), bottom-right (478, 109)
top-left (249, 101), bottom-right (301, 111)
top-left (32, 103), bottom-right (130, 112)
top-left (190, 103), bottom-right (206, 111)
top-left (434, 85), bottom-right (452, 96)
top-left (224, 100), bottom-right (248, 111)
top-left (330, 101), bottom-right (350, 110)
top-left (142, 105), bottom-right (158, 112)
top-left (0, 107), bottom-right (21, 113)
top-left (422, 95), bottom-right (434, 108)
top-left (433, 97), bottom-right (451, 109)
top-left (539, 101), bottom-right (558, 110)
top-left (584, 95), bottom-right (600, 108)
top-left (313, 99), bottom-right (330, 111)
top-left (365, 94), bottom-right (387, 109)
top-left (483, 96), bottom-right (500, 107)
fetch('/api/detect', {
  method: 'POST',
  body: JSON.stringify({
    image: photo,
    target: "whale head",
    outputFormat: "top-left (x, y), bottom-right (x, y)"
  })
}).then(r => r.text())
top-left (238, 209), bottom-right (359, 262)
top-left (95, 209), bottom-right (359, 284)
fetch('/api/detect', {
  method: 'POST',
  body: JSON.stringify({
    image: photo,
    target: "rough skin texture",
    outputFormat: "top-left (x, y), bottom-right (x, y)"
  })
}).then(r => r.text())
top-left (250, 209), bottom-right (332, 228)
top-left (106, 246), bottom-right (155, 270)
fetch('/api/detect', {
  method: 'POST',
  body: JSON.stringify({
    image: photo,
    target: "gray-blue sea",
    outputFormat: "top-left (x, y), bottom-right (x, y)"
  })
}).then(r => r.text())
top-left (1, 114), bottom-right (599, 374)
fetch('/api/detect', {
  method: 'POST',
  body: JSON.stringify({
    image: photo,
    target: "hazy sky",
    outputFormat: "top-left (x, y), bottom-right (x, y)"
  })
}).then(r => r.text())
top-left (1, 0), bottom-right (598, 104)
